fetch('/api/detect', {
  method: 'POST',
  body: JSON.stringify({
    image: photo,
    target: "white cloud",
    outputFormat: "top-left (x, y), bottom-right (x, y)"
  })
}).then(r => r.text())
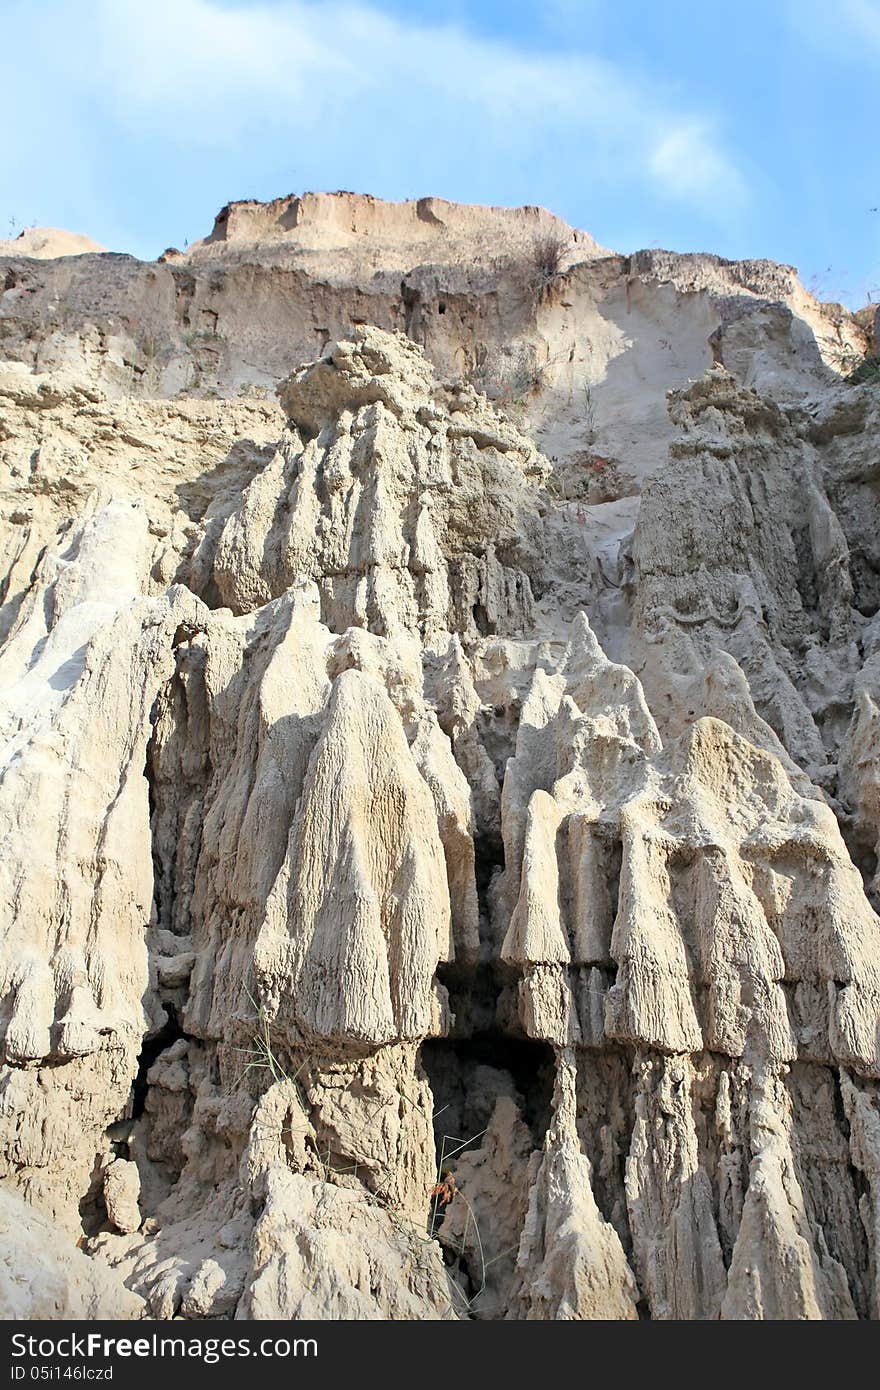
top-left (826, 0), bottom-right (880, 52)
top-left (0, 0), bottom-right (749, 243)
top-left (842, 0), bottom-right (880, 47)
top-left (786, 0), bottom-right (880, 63)
top-left (650, 123), bottom-right (749, 209)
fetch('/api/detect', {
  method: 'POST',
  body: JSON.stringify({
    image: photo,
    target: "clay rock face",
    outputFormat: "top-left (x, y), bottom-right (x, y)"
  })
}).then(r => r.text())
top-left (254, 665), bottom-right (452, 1047)
top-left (2, 211), bottom-right (880, 1321)
top-left (211, 326), bottom-right (547, 638)
top-left (0, 490), bottom-right (205, 1227)
top-left (632, 368), bottom-right (859, 785)
top-left (1, 194), bottom-right (866, 473)
top-left (0, 357), bottom-right (282, 647)
top-left (496, 614), bottom-right (880, 1318)
top-left (0, 228), bottom-right (106, 260)
top-left (242, 1167), bottom-right (454, 1321)
top-left (0, 1187), bottom-right (143, 1319)
top-left (511, 1059), bottom-right (640, 1320)
top-left (840, 653), bottom-right (880, 902)
top-left (503, 615), bottom-right (880, 1068)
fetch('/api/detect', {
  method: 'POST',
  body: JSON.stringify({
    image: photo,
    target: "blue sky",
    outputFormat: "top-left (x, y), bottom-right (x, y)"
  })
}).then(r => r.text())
top-left (2, 0), bottom-right (878, 305)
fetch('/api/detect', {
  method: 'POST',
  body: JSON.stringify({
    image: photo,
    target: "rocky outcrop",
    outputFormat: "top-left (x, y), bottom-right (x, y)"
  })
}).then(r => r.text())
top-left (1, 194), bottom-right (867, 491)
top-left (209, 326), bottom-right (546, 637)
top-left (0, 1188), bottom-right (142, 1319)
top-left (0, 487), bottom-right (205, 1226)
top-left (0, 228), bottom-right (106, 260)
top-left (2, 196), bottom-right (880, 1321)
top-left (631, 369), bottom-right (859, 783)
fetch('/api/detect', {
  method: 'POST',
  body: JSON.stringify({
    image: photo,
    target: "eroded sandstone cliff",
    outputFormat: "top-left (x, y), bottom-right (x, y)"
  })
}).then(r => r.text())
top-left (1, 194), bottom-right (879, 1320)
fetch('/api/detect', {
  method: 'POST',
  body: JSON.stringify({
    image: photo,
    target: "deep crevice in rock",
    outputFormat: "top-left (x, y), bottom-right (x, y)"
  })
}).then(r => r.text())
top-left (78, 1152), bottom-right (109, 1238)
top-left (130, 1006), bottom-right (183, 1123)
top-left (421, 1034), bottom-right (555, 1157)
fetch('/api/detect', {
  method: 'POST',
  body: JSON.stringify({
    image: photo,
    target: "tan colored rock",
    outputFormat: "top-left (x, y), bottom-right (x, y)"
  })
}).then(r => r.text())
top-left (2, 211), bottom-right (880, 1320)
top-left (0, 227), bottom-right (105, 259)
top-left (213, 326), bottom-right (547, 639)
top-left (0, 491), bottom-right (206, 1227)
top-left (242, 1167), bottom-right (455, 1320)
top-left (721, 1068), bottom-right (858, 1320)
top-left (512, 1057), bottom-right (639, 1320)
top-left (255, 665), bottom-right (452, 1046)
top-left (840, 652), bottom-right (880, 902)
top-left (501, 614), bottom-right (880, 1072)
top-left (631, 368), bottom-right (857, 785)
top-left (436, 1094), bottom-right (535, 1318)
top-left (2, 194), bottom-right (865, 486)
top-left (0, 1187), bottom-right (142, 1319)
top-left (103, 1159), bottom-right (141, 1235)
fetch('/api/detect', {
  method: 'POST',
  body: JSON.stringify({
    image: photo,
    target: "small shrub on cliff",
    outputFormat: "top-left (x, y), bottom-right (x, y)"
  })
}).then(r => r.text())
top-left (847, 354), bottom-right (880, 387)
top-left (523, 233), bottom-right (572, 307)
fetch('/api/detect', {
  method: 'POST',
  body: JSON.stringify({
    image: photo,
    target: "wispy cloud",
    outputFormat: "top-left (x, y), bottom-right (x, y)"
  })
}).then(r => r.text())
top-left (109, 0), bottom-right (748, 209)
top-left (650, 123), bottom-right (748, 210)
top-left (841, 0), bottom-right (880, 49)
top-left (786, 0), bottom-right (880, 63)
top-left (0, 0), bottom-right (748, 250)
